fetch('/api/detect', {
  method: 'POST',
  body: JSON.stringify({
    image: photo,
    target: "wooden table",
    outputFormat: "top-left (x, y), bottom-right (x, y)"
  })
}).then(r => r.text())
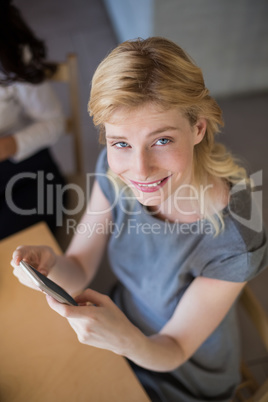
top-left (0, 222), bottom-right (150, 402)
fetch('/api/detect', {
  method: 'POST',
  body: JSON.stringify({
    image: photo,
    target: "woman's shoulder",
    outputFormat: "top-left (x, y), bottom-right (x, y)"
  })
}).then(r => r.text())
top-left (205, 176), bottom-right (265, 249)
top-left (194, 182), bottom-right (268, 282)
top-left (95, 147), bottom-right (121, 205)
top-left (224, 178), bottom-right (265, 251)
top-left (95, 147), bottom-right (108, 175)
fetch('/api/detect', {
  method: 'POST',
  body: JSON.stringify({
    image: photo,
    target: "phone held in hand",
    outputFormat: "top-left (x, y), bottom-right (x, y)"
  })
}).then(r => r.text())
top-left (19, 260), bottom-right (78, 306)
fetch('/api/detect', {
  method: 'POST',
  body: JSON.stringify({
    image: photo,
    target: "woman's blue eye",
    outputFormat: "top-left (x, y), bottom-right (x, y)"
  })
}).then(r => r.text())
top-left (156, 138), bottom-right (170, 145)
top-left (115, 142), bottom-right (129, 148)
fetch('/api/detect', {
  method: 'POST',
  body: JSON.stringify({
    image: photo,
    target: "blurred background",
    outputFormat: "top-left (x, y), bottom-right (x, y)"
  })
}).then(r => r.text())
top-left (14, 0), bottom-right (268, 385)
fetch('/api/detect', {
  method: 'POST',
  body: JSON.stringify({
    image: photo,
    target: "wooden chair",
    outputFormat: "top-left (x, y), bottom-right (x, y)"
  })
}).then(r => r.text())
top-left (49, 54), bottom-right (86, 249)
top-left (50, 53), bottom-right (84, 177)
top-left (233, 285), bottom-right (268, 402)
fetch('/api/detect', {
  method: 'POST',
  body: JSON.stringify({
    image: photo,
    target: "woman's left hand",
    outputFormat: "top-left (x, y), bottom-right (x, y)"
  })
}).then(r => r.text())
top-left (46, 288), bottom-right (142, 356)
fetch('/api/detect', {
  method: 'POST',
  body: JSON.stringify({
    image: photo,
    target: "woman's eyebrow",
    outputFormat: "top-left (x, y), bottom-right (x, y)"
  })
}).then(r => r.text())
top-left (106, 135), bottom-right (128, 140)
top-left (147, 126), bottom-right (177, 136)
top-left (106, 126), bottom-right (177, 141)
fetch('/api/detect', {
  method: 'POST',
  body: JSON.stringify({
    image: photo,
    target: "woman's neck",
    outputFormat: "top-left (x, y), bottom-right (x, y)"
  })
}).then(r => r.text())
top-left (148, 178), bottom-right (229, 223)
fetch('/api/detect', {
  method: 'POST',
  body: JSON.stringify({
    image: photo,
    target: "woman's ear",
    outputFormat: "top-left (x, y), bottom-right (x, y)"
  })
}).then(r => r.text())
top-left (193, 118), bottom-right (207, 145)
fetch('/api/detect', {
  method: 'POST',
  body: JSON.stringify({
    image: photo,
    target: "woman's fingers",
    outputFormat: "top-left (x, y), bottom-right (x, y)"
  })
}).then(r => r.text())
top-left (46, 289), bottom-right (111, 320)
top-left (75, 288), bottom-right (108, 306)
top-left (12, 245), bottom-right (30, 265)
top-left (46, 293), bottom-right (97, 319)
top-left (11, 246), bottom-right (57, 291)
top-left (12, 263), bottom-right (41, 290)
top-left (11, 245), bottom-right (56, 276)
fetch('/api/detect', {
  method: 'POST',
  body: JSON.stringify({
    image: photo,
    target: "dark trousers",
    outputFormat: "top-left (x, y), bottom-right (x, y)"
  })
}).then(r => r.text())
top-left (0, 149), bottom-right (66, 240)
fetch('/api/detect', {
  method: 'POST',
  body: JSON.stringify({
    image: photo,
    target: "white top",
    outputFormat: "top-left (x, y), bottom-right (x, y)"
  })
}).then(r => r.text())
top-left (0, 81), bottom-right (64, 162)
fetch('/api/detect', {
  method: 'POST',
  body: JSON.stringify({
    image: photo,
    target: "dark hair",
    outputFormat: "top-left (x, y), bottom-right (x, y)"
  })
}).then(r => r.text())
top-left (0, 0), bottom-right (57, 84)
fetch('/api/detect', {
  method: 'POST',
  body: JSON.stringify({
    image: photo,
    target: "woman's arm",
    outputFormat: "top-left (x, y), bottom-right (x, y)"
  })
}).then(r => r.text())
top-left (46, 276), bottom-right (246, 371)
top-left (128, 277), bottom-right (246, 371)
top-left (12, 181), bottom-right (112, 296)
top-left (11, 81), bottom-right (65, 162)
top-left (49, 180), bottom-right (112, 294)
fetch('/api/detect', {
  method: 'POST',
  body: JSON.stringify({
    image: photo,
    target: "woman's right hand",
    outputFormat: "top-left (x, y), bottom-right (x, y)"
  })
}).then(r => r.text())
top-left (11, 245), bottom-right (57, 290)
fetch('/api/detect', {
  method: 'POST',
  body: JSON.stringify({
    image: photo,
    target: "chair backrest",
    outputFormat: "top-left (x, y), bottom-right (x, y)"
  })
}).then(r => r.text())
top-left (233, 285), bottom-right (268, 402)
top-left (50, 53), bottom-right (84, 176)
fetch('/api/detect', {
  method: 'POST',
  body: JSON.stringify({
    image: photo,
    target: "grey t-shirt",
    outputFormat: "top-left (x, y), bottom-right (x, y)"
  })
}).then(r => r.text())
top-left (95, 148), bottom-right (267, 402)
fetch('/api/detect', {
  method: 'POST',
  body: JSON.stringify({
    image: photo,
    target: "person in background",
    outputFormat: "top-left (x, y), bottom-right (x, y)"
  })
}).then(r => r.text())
top-left (0, 0), bottom-right (66, 239)
top-left (11, 37), bottom-right (268, 402)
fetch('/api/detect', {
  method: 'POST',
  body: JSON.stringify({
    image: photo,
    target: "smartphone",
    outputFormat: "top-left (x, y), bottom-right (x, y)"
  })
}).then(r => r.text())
top-left (19, 260), bottom-right (78, 306)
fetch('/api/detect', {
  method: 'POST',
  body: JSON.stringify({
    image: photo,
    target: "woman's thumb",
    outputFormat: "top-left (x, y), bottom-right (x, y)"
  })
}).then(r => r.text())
top-left (75, 288), bottom-right (105, 306)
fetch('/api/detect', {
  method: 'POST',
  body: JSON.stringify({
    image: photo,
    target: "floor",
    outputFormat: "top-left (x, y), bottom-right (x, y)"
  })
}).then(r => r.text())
top-left (15, 0), bottom-right (268, 390)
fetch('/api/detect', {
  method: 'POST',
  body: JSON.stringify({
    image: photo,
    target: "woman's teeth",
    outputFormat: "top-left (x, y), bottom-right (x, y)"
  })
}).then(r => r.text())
top-left (137, 180), bottom-right (162, 188)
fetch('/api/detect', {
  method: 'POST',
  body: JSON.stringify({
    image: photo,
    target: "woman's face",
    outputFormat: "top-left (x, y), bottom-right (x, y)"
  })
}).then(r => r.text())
top-left (105, 104), bottom-right (206, 209)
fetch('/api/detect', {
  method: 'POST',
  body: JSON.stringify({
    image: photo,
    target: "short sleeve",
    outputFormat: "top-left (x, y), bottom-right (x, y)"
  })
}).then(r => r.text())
top-left (201, 244), bottom-right (267, 282)
top-left (200, 223), bottom-right (268, 283)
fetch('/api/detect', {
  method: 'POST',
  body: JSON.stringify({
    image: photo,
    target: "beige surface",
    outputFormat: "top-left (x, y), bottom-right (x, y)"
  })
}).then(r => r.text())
top-left (0, 222), bottom-right (150, 402)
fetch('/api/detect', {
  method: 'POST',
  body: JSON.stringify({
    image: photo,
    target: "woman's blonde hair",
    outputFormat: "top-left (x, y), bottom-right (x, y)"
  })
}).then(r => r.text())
top-left (88, 37), bottom-right (247, 234)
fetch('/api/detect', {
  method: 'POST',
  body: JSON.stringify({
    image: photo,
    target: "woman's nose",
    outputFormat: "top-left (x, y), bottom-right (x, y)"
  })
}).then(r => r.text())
top-left (132, 149), bottom-right (152, 180)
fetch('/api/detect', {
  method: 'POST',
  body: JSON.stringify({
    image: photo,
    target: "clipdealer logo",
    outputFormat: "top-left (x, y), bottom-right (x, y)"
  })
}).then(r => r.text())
top-left (5, 171), bottom-right (85, 225)
top-left (228, 170), bottom-right (263, 232)
top-left (5, 170), bottom-right (264, 233)
top-left (4, 172), bottom-right (119, 226)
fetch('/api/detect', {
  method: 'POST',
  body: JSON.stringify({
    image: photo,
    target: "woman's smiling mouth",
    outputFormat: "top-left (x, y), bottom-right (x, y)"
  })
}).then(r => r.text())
top-left (129, 175), bottom-right (172, 193)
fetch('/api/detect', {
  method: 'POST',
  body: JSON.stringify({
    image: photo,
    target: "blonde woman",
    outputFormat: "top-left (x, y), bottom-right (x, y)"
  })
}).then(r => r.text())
top-left (12, 37), bottom-right (267, 402)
